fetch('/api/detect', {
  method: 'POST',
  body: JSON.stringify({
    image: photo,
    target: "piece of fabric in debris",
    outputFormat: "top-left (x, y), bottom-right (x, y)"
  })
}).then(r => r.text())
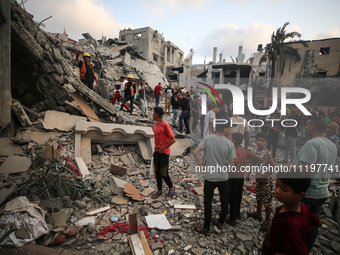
top-left (98, 222), bottom-right (150, 238)
top-left (0, 196), bottom-right (49, 247)
top-left (246, 186), bottom-right (256, 193)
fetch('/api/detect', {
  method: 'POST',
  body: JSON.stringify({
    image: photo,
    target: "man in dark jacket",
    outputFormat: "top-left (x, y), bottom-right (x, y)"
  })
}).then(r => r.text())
top-left (171, 89), bottom-right (179, 127)
top-left (175, 93), bottom-right (191, 134)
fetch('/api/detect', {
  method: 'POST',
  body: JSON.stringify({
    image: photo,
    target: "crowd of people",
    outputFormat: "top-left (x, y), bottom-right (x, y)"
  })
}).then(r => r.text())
top-left (141, 82), bottom-right (337, 255)
top-left (76, 61), bottom-right (338, 254)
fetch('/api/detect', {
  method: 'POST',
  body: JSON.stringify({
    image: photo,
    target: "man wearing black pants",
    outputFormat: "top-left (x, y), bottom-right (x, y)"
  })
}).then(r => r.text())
top-left (151, 107), bottom-right (176, 199)
top-left (193, 117), bottom-right (236, 235)
top-left (120, 75), bottom-right (136, 115)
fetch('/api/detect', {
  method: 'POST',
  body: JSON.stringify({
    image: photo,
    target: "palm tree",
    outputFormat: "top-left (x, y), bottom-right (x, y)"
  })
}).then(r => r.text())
top-left (260, 22), bottom-right (308, 80)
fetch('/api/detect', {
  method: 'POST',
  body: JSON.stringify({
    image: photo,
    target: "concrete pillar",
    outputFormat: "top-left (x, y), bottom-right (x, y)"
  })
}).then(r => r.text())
top-left (0, 0), bottom-right (11, 128)
top-left (213, 47), bottom-right (217, 63)
top-left (219, 53), bottom-right (222, 63)
top-left (220, 68), bottom-right (224, 84)
top-left (236, 69), bottom-right (241, 87)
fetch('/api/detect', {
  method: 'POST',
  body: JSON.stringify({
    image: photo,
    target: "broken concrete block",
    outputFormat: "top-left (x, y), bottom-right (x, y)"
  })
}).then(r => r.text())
top-left (236, 230), bottom-right (253, 241)
top-left (43, 110), bottom-right (86, 131)
top-left (121, 154), bottom-right (132, 166)
top-left (15, 227), bottom-right (31, 239)
top-left (52, 208), bottom-right (73, 227)
top-left (110, 176), bottom-right (127, 196)
top-left (0, 156), bottom-right (31, 174)
top-left (75, 216), bottom-right (96, 227)
top-left (111, 196), bottom-right (128, 205)
top-left (141, 187), bottom-right (155, 197)
top-left (74, 157), bottom-right (90, 176)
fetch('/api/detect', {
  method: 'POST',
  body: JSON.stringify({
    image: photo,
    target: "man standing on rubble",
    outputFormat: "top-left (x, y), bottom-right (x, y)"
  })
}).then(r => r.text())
top-left (151, 107), bottom-right (176, 199)
top-left (176, 93), bottom-right (191, 134)
top-left (138, 80), bottom-right (150, 117)
top-left (164, 83), bottom-right (173, 115)
top-left (76, 51), bottom-right (98, 91)
top-left (154, 82), bottom-right (162, 107)
top-left (120, 75), bottom-right (136, 115)
top-left (119, 76), bottom-right (128, 97)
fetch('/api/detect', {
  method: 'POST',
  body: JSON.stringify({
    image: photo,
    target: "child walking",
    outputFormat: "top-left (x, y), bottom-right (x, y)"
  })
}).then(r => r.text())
top-left (227, 133), bottom-right (259, 225)
top-left (262, 174), bottom-right (321, 255)
top-left (247, 132), bottom-right (275, 231)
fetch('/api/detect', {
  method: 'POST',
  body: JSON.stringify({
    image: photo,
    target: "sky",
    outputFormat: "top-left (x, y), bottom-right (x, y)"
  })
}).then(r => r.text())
top-left (23, 0), bottom-right (340, 64)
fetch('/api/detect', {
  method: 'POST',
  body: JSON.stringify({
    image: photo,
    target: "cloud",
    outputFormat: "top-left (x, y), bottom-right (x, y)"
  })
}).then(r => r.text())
top-left (24, 0), bottom-right (131, 40)
top-left (195, 23), bottom-right (275, 63)
top-left (312, 28), bottom-right (339, 40)
top-left (140, 0), bottom-right (206, 18)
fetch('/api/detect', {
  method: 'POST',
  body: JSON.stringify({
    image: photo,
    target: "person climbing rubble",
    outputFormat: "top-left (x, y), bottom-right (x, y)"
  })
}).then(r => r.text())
top-left (76, 51), bottom-right (98, 91)
top-left (120, 75), bottom-right (136, 115)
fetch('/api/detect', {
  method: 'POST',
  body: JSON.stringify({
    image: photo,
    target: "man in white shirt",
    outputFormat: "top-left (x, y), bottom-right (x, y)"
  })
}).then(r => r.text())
top-left (203, 104), bottom-right (221, 137)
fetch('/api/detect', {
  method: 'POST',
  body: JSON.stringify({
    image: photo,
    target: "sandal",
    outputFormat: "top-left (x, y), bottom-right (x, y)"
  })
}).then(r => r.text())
top-left (151, 191), bottom-right (162, 199)
top-left (247, 212), bottom-right (262, 222)
top-left (167, 187), bottom-right (175, 198)
top-left (193, 222), bottom-right (210, 236)
top-left (211, 218), bottom-right (224, 230)
top-left (260, 221), bottom-right (271, 231)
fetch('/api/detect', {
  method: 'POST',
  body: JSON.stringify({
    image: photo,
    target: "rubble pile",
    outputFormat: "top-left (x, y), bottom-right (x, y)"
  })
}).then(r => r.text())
top-left (10, 2), bottom-right (166, 121)
top-left (1, 123), bottom-right (340, 254)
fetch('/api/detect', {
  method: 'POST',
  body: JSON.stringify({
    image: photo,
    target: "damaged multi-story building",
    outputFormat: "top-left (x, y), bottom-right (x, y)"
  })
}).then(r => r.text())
top-left (119, 27), bottom-right (184, 81)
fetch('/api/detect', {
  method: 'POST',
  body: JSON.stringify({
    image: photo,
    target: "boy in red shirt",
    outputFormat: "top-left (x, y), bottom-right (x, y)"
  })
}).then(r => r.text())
top-left (262, 174), bottom-right (321, 255)
top-left (227, 133), bottom-right (259, 225)
top-left (151, 107), bottom-right (176, 198)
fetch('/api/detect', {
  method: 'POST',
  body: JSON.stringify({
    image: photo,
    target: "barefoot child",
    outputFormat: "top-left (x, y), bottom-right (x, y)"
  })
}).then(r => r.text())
top-left (247, 132), bottom-right (275, 231)
top-left (262, 174), bottom-right (321, 255)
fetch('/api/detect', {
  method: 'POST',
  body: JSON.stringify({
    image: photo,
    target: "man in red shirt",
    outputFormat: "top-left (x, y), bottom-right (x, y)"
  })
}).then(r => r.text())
top-left (151, 107), bottom-right (176, 198)
top-left (154, 82), bottom-right (162, 107)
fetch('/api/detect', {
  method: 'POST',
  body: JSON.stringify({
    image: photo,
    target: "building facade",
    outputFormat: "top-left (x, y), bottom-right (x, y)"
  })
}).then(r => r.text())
top-left (119, 27), bottom-right (183, 73)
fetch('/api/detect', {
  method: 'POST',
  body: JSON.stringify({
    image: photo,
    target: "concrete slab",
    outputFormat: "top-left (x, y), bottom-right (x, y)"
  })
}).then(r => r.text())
top-left (0, 138), bottom-right (23, 156)
top-left (0, 156), bottom-right (31, 174)
top-left (170, 138), bottom-right (192, 157)
top-left (15, 130), bottom-right (66, 146)
top-left (111, 196), bottom-right (129, 205)
top-left (43, 110), bottom-right (87, 131)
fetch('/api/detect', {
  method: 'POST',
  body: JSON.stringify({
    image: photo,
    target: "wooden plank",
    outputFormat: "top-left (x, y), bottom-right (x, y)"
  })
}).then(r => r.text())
top-left (65, 101), bottom-right (82, 112)
top-left (85, 206), bottom-right (110, 216)
top-left (140, 231), bottom-right (152, 255)
top-left (129, 212), bottom-right (138, 235)
top-left (70, 92), bottom-right (101, 123)
top-left (128, 235), bottom-right (136, 255)
top-left (11, 4), bottom-right (34, 19)
top-left (0, 0), bottom-right (11, 128)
